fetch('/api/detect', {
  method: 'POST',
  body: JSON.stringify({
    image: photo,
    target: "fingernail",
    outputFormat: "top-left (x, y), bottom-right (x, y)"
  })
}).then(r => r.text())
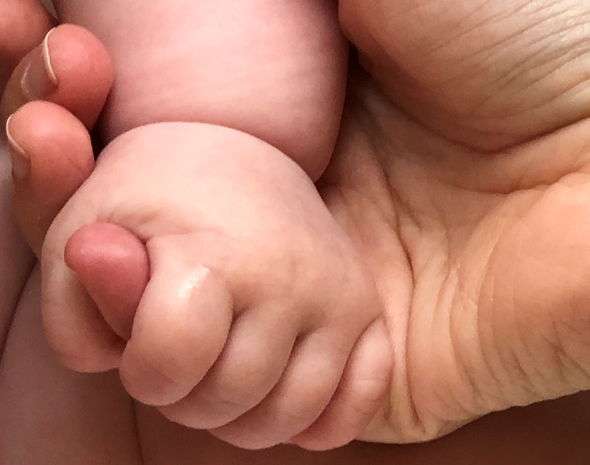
top-left (21, 28), bottom-right (58, 101)
top-left (6, 114), bottom-right (30, 179)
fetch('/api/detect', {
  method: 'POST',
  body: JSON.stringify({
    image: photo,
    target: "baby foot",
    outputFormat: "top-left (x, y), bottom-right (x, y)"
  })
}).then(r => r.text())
top-left (41, 122), bottom-right (392, 449)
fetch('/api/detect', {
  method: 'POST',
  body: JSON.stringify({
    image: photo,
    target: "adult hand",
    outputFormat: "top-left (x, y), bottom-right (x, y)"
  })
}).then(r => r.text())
top-left (0, 3), bottom-right (141, 464)
top-left (3, 0), bottom-right (590, 458)
top-left (329, 0), bottom-right (590, 443)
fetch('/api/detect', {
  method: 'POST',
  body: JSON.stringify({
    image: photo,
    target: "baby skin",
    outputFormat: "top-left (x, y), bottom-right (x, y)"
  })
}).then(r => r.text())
top-left (40, 0), bottom-right (393, 450)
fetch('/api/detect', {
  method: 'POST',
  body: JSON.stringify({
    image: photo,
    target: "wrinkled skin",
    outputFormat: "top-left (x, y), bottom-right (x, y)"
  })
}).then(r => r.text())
top-left (2, 0), bottom-right (590, 463)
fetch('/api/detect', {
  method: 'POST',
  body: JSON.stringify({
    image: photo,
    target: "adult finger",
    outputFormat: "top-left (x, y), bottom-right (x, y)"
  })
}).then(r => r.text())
top-left (1, 23), bottom-right (113, 129)
top-left (3, 25), bottom-right (114, 255)
top-left (0, 0), bottom-right (54, 92)
top-left (6, 101), bottom-right (95, 256)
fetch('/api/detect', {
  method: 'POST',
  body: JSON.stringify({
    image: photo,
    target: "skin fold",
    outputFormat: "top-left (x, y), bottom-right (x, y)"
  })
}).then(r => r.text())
top-left (52, 0), bottom-right (348, 179)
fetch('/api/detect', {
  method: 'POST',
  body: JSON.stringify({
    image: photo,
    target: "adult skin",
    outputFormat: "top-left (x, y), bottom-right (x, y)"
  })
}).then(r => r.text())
top-left (2, 0), bottom-right (590, 463)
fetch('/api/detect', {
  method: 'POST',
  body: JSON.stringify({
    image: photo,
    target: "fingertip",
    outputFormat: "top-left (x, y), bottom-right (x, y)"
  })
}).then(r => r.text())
top-left (8, 100), bottom-right (93, 171)
top-left (0, 0), bottom-right (54, 69)
top-left (45, 24), bottom-right (114, 128)
top-left (65, 222), bottom-right (150, 341)
top-left (1, 23), bottom-right (113, 128)
top-left (0, 0), bottom-right (53, 123)
top-left (8, 101), bottom-right (94, 256)
top-left (5, 113), bottom-right (30, 179)
top-left (53, 341), bottom-right (124, 374)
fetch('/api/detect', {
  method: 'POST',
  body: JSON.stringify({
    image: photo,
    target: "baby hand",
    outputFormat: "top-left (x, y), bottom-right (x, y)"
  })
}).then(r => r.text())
top-left (41, 122), bottom-right (392, 450)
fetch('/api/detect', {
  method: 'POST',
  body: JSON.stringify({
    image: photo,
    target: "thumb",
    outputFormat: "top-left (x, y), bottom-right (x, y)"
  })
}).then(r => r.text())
top-left (65, 223), bottom-right (149, 340)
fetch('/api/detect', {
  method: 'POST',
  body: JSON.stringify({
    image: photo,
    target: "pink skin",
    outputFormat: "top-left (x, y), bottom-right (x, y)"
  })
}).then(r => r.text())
top-left (53, 0), bottom-right (348, 179)
top-left (34, 0), bottom-right (390, 450)
top-left (3, 21), bottom-right (590, 462)
top-left (64, 223), bottom-right (148, 341)
top-left (42, 121), bottom-right (391, 449)
top-left (9, 0), bottom-right (590, 460)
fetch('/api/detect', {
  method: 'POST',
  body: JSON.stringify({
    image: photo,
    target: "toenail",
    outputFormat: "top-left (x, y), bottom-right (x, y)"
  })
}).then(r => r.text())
top-left (21, 28), bottom-right (58, 101)
top-left (5, 114), bottom-right (30, 179)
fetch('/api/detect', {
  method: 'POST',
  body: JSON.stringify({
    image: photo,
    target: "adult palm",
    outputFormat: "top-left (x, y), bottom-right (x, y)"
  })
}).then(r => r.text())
top-left (327, 0), bottom-right (590, 442)
top-left (1, 0), bottom-right (590, 462)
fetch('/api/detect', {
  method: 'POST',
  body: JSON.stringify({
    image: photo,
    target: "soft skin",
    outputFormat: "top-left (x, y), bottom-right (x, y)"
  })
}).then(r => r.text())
top-left (4, 0), bottom-right (590, 461)
top-left (36, 0), bottom-right (390, 450)
top-left (53, 0), bottom-right (348, 180)
top-left (42, 121), bottom-right (392, 449)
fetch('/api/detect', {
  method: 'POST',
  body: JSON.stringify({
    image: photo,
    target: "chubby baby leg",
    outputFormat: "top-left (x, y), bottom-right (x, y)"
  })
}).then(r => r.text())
top-left (52, 0), bottom-right (347, 180)
top-left (42, 122), bottom-right (392, 449)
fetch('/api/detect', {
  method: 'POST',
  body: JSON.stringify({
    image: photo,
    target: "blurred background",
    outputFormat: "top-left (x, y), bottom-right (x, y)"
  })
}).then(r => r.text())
top-left (39, 0), bottom-right (55, 16)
